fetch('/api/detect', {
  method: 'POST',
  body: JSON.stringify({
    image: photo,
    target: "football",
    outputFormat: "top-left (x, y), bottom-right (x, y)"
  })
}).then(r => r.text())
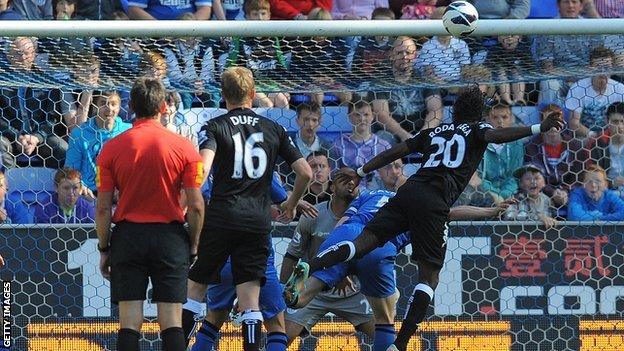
top-left (442, 1), bottom-right (479, 38)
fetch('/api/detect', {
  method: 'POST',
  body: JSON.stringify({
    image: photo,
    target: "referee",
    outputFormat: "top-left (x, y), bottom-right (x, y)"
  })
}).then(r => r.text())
top-left (96, 77), bottom-right (205, 351)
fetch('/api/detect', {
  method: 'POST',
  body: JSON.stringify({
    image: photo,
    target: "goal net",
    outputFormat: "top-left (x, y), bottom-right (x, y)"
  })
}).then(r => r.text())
top-left (1, 19), bottom-right (624, 351)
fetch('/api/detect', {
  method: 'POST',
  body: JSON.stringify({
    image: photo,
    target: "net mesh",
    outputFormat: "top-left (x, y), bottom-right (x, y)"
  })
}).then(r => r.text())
top-left (1, 29), bottom-right (624, 351)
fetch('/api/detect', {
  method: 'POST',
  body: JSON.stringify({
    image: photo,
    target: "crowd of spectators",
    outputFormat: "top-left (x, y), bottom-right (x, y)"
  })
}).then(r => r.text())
top-left (1, 0), bottom-right (624, 225)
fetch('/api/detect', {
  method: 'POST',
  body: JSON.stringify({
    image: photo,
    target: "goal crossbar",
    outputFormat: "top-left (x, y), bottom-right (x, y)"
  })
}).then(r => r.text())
top-left (0, 19), bottom-right (623, 38)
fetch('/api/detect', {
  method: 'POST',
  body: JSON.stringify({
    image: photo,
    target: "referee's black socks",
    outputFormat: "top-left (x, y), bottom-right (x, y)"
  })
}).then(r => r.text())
top-left (241, 310), bottom-right (263, 351)
top-left (117, 328), bottom-right (140, 351)
top-left (161, 327), bottom-right (185, 351)
top-left (393, 283), bottom-right (435, 351)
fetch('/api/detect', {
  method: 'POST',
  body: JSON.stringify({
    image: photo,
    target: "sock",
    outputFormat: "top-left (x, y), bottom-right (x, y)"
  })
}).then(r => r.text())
top-left (266, 331), bottom-right (288, 351)
top-left (373, 324), bottom-right (396, 351)
top-left (241, 310), bottom-right (263, 351)
top-left (309, 241), bottom-right (356, 273)
top-left (183, 299), bottom-right (204, 346)
top-left (191, 320), bottom-right (220, 351)
top-left (161, 327), bottom-right (185, 351)
top-left (117, 328), bottom-right (140, 351)
top-left (393, 283), bottom-right (434, 351)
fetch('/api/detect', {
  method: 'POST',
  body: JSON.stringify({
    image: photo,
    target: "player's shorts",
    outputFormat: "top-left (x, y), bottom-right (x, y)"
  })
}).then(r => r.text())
top-left (109, 221), bottom-right (190, 304)
top-left (313, 223), bottom-right (398, 298)
top-left (285, 292), bottom-right (372, 331)
top-left (189, 226), bottom-right (270, 285)
top-left (206, 250), bottom-right (286, 320)
top-left (365, 180), bottom-right (449, 268)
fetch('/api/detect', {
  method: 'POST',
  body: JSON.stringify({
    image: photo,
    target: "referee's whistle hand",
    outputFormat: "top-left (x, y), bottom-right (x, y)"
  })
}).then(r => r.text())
top-left (99, 253), bottom-right (111, 280)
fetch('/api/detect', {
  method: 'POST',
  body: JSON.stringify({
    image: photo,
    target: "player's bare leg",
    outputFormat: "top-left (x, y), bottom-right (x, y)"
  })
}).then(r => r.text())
top-left (182, 279), bottom-right (208, 347)
top-left (367, 290), bottom-right (400, 351)
top-left (389, 261), bottom-right (440, 351)
top-left (236, 280), bottom-right (263, 351)
top-left (264, 312), bottom-right (288, 351)
top-left (157, 302), bottom-right (185, 351)
top-left (118, 300), bottom-right (143, 351)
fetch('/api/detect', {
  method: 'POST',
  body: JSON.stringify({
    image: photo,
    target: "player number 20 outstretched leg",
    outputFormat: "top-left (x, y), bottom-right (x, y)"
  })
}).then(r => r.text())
top-left (308, 228), bottom-right (380, 273)
top-left (388, 261), bottom-right (440, 351)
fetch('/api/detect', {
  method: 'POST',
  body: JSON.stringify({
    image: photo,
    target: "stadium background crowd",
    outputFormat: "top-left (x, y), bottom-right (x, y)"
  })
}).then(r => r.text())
top-left (1, 0), bottom-right (624, 228)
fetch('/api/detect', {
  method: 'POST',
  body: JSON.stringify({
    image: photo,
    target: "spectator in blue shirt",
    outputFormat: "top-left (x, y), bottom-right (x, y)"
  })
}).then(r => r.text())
top-left (568, 164), bottom-right (624, 221)
top-left (33, 168), bottom-right (95, 224)
top-left (128, 0), bottom-right (213, 20)
top-left (0, 171), bottom-right (30, 224)
top-left (0, 0), bottom-right (24, 19)
top-left (65, 91), bottom-right (131, 196)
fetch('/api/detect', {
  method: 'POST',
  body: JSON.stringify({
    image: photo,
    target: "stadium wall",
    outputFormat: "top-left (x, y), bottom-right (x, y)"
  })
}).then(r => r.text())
top-left (1, 222), bottom-right (623, 350)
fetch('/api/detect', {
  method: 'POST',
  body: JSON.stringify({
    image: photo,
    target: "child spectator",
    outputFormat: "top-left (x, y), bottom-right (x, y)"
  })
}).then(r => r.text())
top-left (289, 7), bottom-right (352, 106)
top-left (0, 0), bottom-right (24, 19)
top-left (348, 7), bottom-right (395, 78)
top-left (587, 102), bottom-right (624, 196)
top-left (226, 0), bottom-right (290, 107)
top-left (568, 164), bottom-right (624, 221)
top-left (11, 0), bottom-right (53, 19)
top-left (65, 91), bottom-right (131, 195)
top-left (504, 164), bottom-right (557, 228)
top-left (164, 12), bottom-right (219, 108)
top-left (292, 103), bottom-right (332, 158)
top-left (482, 35), bottom-right (532, 106)
top-left (33, 168), bottom-right (95, 224)
top-left (332, 0), bottom-right (388, 19)
top-left (332, 100), bottom-right (391, 188)
top-left (128, 0), bottom-right (212, 20)
top-left (525, 104), bottom-right (585, 214)
top-left (268, 0), bottom-right (332, 19)
top-left (0, 170), bottom-right (30, 224)
top-left (477, 103), bottom-right (524, 205)
top-left (565, 47), bottom-right (624, 138)
top-left (160, 91), bottom-right (196, 145)
top-left (55, 0), bottom-right (77, 19)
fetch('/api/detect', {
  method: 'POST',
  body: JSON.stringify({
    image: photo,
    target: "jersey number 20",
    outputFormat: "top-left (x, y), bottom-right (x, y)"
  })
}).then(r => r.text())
top-left (423, 135), bottom-right (466, 168)
top-left (232, 132), bottom-right (267, 179)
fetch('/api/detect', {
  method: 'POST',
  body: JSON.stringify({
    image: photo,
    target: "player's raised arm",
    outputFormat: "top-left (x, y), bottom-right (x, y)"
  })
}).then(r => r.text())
top-left (482, 110), bottom-right (564, 144)
top-left (355, 141), bottom-right (414, 179)
top-left (279, 158), bottom-right (313, 222)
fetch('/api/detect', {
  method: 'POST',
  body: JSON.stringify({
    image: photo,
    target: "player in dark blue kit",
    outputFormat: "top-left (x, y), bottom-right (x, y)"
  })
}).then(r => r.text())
top-left (284, 86), bottom-right (564, 351)
top-left (284, 187), bottom-right (511, 351)
top-left (185, 172), bottom-right (317, 351)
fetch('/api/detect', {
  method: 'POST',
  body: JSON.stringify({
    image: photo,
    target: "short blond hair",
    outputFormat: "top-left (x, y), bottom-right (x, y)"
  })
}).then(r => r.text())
top-left (583, 164), bottom-right (608, 182)
top-left (221, 66), bottom-right (255, 105)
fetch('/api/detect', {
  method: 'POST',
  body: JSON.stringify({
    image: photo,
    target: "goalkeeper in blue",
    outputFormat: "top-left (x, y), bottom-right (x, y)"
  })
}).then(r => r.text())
top-left (284, 182), bottom-right (512, 351)
top-left (183, 172), bottom-right (317, 351)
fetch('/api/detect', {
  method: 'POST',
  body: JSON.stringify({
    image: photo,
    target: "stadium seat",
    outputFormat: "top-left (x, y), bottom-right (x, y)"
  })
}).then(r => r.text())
top-left (5, 167), bottom-right (56, 204)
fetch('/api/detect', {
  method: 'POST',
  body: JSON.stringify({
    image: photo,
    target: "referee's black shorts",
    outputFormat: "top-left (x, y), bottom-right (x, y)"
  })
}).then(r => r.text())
top-left (188, 225), bottom-right (270, 286)
top-left (110, 221), bottom-right (190, 304)
top-left (365, 180), bottom-right (450, 268)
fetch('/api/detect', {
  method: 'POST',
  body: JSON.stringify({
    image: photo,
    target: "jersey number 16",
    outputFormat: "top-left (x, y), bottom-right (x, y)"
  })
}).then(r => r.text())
top-left (232, 132), bottom-right (267, 179)
top-left (423, 134), bottom-right (466, 169)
